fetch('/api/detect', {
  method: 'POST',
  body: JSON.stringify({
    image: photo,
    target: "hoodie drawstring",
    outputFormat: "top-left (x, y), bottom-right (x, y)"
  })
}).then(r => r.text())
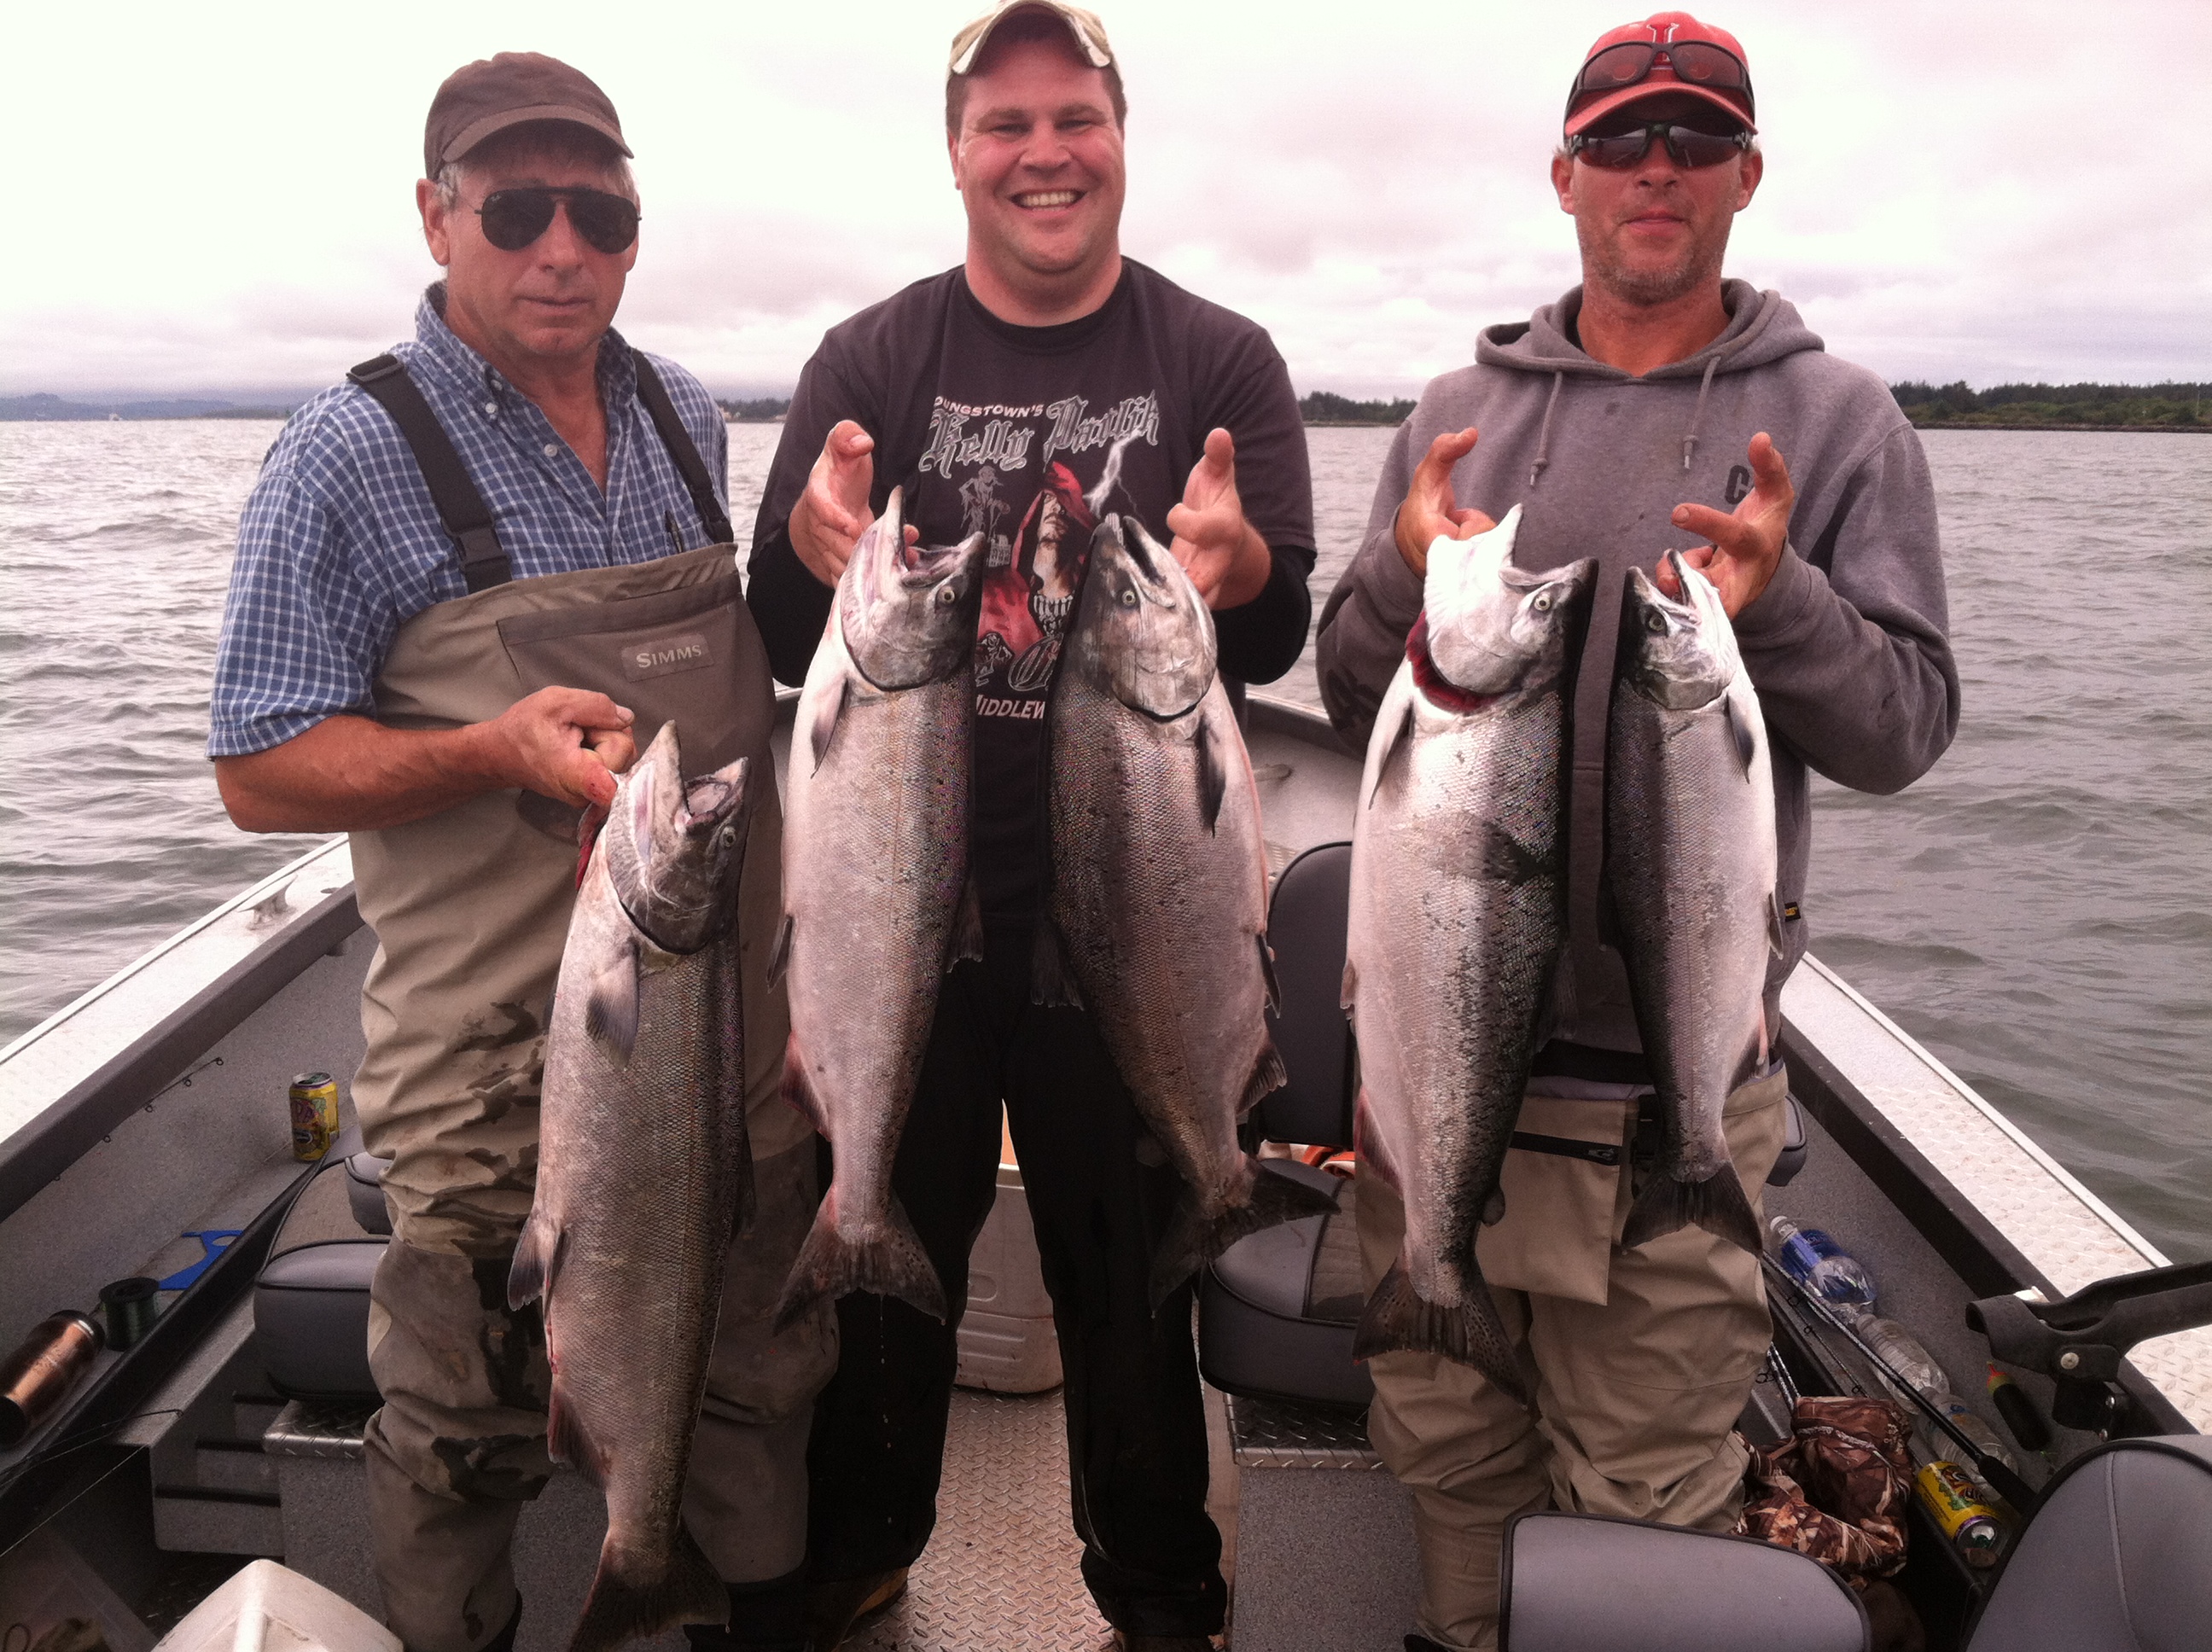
top-left (1682, 355), bottom-right (1720, 472)
top-left (1528, 370), bottom-right (1565, 489)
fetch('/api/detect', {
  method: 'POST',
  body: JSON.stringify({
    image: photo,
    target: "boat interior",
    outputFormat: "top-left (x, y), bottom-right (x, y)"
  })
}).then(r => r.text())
top-left (3, 694), bottom-right (2208, 1652)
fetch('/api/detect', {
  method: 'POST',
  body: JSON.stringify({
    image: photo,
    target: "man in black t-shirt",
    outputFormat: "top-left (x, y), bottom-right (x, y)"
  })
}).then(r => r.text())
top-left (740, 4), bottom-right (1313, 1648)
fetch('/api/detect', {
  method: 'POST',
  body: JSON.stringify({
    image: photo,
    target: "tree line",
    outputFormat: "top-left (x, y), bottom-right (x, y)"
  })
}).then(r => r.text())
top-left (1889, 381), bottom-right (2205, 428)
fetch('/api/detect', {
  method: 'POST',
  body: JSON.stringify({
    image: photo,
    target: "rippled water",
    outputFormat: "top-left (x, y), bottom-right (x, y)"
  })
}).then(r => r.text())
top-left (2, 422), bottom-right (2204, 1259)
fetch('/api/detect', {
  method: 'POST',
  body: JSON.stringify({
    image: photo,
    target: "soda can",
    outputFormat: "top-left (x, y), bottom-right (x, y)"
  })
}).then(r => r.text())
top-left (289, 1071), bottom-right (340, 1161)
top-left (1914, 1459), bottom-right (2006, 1568)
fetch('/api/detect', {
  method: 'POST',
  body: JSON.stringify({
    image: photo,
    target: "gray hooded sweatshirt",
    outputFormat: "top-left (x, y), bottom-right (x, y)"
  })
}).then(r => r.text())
top-left (1315, 280), bottom-right (1959, 1058)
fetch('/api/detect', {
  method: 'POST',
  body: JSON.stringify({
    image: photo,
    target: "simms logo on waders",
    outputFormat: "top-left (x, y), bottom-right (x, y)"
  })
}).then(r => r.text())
top-left (623, 632), bottom-right (714, 680)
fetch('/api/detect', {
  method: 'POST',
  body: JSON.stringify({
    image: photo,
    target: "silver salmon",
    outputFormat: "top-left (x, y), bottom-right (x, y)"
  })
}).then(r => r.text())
top-left (1609, 552), bottom-right (1778, 1255)
top-left (1343, 508), bottom-right (1593, 1400)
top-left (1040, 515), bottom-right (1336, 1306)
top-left (511, 720), bottom-right (754, 1652)
top-left (772, 489), bottom-right (987, 1327)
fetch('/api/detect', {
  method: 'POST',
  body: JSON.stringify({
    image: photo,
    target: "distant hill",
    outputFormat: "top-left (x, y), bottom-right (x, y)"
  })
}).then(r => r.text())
top-left (1, 393), bottom-right (295, 422)
top-left (1301, 392), bottom-right (1416, 426)
top-left (1891, 381), bottom-right (2206, 430)
top-left (718, 397), bottom-right (790, 422)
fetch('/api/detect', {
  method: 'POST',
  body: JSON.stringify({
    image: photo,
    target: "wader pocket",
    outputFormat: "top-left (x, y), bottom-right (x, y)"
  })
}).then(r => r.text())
top-left (1477, 1090), bottom-right (1638, 1306)
top-left (497, 568), bottom-right (773, 836)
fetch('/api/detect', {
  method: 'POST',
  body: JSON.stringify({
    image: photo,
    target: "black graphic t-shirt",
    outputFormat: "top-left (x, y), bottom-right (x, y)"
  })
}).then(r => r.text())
top-left (748, 262), bottom-right (1316, 917)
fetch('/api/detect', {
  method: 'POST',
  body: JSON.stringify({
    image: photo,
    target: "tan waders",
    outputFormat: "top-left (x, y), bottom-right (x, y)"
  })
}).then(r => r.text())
top-left (1358, 1064), bottom-right (1789, 1652)
top-left (347, 541), bottom-right (832, 1652)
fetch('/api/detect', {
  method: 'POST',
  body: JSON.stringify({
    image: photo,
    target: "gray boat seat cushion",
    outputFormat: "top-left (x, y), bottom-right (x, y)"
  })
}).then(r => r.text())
top-left (345, 1148), bottom-right (393, 1235)
top-left (1965, 1434), bottom-right (2212, 1652)
top-left (253, 1132), bottom-right (387, 1399)
top-left (1501, 1513), bottom-right (1867, 1652)
top-left (1199, 1159), bottom-right (1371, 1407)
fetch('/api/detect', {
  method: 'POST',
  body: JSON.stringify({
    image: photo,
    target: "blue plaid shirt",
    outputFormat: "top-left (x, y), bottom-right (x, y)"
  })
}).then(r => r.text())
top-left (208, 287), bottom-right (730, 757)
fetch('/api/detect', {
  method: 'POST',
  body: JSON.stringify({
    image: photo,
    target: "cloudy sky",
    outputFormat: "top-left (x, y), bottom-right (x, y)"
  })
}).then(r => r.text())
top-left (6, 0), bottom-right (2206, 400)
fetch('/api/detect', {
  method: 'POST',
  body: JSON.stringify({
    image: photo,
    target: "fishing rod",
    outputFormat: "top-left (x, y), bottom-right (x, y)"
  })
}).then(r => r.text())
top-left (1761, 1254), bottom-right (2040, 1514)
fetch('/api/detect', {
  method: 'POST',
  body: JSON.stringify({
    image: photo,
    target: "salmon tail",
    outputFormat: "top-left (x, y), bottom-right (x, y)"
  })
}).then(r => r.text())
top-left (1147, 1158), bottom-right (1339, 1310)
top-left (567, 1522), bottom-right (727, 1652)
top-left (1352, 1256), bottom-right (1528, 1405)
top-left (1621, 1164), bottom-right (1763, 1255)
top-left (773, 1195), bottom-right (947, 1329)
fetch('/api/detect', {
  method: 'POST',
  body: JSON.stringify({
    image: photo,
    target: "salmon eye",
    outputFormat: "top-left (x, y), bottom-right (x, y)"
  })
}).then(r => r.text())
top-left (1644, 610), bottom-right (1668, 633)
top-left (1119, 585), bottom-right (1138, 608)
top-left (1532, 592), bottom-right (1553, 613)
top-left (934, 584), bottom-right (958, 604)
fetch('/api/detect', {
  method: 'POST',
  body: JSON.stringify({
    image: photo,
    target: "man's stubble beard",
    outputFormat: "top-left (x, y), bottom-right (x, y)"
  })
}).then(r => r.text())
top-left (1576, 212), bottom-right (1732, 310)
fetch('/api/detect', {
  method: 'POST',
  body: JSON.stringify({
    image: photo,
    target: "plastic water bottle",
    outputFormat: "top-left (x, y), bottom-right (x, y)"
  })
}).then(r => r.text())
top-left (1769, 1216), bottom-right (1878, 1316)
top-left (1854, 1315), bottom-right (2019, 1475)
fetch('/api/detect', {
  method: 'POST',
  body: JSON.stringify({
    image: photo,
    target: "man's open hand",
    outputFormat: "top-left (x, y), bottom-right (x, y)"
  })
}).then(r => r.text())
top-left (1659, 431), bottom-right (1795, 616)
top-left (482, 687), bottom-right (636, 811)
top-left (789, 421), bottom-right (888, 587)
top-left (1167, 428), bottom-right (1272, 610)
top-left (1393, 427), bottom-right (1496, 578)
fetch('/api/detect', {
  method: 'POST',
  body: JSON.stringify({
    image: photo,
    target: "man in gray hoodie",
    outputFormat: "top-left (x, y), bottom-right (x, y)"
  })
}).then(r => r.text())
top-left (1314, 13), bottom-right (1957, 1649)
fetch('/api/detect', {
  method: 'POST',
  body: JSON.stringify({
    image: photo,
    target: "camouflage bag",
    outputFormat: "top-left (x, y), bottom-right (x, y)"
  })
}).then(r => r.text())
top-left (1738, 1394), bottom-right (1915, 1585)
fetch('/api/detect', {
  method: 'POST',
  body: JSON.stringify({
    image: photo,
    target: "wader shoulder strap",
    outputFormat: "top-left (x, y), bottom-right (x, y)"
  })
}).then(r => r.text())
top-left (630, 349), bottom-right (735, 545)
top-left (348, 354), bottom-right (513, 592)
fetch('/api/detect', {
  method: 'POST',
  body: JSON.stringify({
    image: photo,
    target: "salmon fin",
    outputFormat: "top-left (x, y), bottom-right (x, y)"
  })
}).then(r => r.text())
top-left (568, 1522), bottom-right (727, 1652)
top-left (948, 876), bottom-right (986, 970)
top-left (1340, 957), bottom-right (1358, 1011)
top-left (779, 1031), bottom-right (828, 1134)
top-left (1726, 687), bottom-right (1758, 777)
top-left (768, 912), bottom-right (794, 986)
top-left (1240, 1041), bottom-right (1289, 1116)
top-left (1767, 893), bottom-right (1786, 958)
top-left (773, 1195), bottom-right (948, 1329)
top-left (1147, 1158), bottom-right (1338, 1309)
top-left (808, 675), bottom-right (849, 773)
top-left (1621, 1165), bottom-right (1764, 1255)
top-left (1196, 713), bottom-right (1226, 834)
top-left (1363, 691), bottom-right (1413, 810)
top-left (1029, 920), bottom-right (1083, 1009)
top-left (1353, 1257), bottom-right (1528, 1402)
top-left (583, 939), bottom-right (640, 1062)
top-left (1482, 1185), bottom-right (1507, 1226)
top-left (1353, 1087), bottom-right (1400, 1192)
top-left (1257, 934), bottom-right (1282, 1015)
top-left (1481, 821), bottom-right (1551, 885)
top-left (544, 1382), bottom-right (603, 1482)
top-left (507, 1211), bottom-right (565, 1309)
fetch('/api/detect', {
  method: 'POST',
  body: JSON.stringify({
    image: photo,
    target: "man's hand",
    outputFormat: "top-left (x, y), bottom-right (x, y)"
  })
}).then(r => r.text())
top-left (789, 421), bottom-right (879, 588)
top-left (480, 687), bottom-right (637, 811)
top-left (1167, 428), bottom-right (1273, 610)
top-left (215, 687), bottom-right (636, 834)
top-left (1659, 431), bottom-right (1795, 616)
top-left (1393, 427), bottom-right (1496, 578)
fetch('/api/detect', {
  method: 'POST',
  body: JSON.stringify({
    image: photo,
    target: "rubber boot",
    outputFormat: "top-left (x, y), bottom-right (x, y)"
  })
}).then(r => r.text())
top-left (804, 1568), bottom-right (909, 1651)
top-left (684, 1568), bottom-right (810, 1652)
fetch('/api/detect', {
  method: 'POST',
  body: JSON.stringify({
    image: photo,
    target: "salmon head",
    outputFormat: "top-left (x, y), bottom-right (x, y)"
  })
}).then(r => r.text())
top-left (606, 720), bottom-right (751, 954)
top-left (1421, 507), bottom-right (1594, 699)
top-left (838, 486), bottom-right (989, 690)
top-left (1621, 552), bottom-right (1737, 712)
top-left (1069, 515), bottom-right (1216, 720)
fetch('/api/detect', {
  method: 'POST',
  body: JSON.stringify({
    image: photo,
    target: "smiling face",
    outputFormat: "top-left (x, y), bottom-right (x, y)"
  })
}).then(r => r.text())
top-left (949, 32), bottom-right (1126, 323)
top-left (1551, 93), bottom-right (1761, 311)
top-left (418, 124), bottom-right (637, 379)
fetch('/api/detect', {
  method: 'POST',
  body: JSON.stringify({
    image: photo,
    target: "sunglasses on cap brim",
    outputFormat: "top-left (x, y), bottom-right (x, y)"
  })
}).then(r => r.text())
top-left (1567, 121), bottom-right (1754, 170)
top-left (1567, 39), bottom-right (1754, 124)
top-left (474, 187), bottom-right (640, 255)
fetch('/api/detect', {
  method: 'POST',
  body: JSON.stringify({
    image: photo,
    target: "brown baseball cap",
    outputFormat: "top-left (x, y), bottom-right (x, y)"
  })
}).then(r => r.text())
top-left (949, 1), bottom-right (1115, 75)
top-left (423, 52), bottom-right (632, 179)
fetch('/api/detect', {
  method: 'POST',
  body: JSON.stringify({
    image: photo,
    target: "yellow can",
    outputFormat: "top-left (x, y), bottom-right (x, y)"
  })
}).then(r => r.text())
top-left (1915, 1459), bottom-right (2005, 1568)
top-left (288, 1071), bottom-right (340, 1161)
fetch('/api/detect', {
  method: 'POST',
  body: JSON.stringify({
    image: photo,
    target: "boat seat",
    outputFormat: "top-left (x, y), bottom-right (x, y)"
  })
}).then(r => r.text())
top-left (253, 1125), bottom-right (387, 1400)
top-left (1499, 1512), bottom-right (1868, 1651)
top-left (1962, 1434), bottom-right (2212, 1651)
top-left (1199, 1158), bottom-right (1369, 1406)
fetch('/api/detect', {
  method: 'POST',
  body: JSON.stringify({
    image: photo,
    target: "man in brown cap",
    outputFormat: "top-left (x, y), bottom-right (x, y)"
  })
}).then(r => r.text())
top-left (211, 51), bottom-right (831, 1652)
top-left (744, 4), bottom-right (1316, 1649)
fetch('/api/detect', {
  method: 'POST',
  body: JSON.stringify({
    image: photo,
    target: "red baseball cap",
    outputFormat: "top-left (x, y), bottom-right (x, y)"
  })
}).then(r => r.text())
top-left (1564, 12), bottom-right (1756, 137)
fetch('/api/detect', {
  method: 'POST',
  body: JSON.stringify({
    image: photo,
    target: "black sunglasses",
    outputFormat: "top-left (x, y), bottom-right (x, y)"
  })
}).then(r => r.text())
top-left (1568, 121), bottom-right (1754, 171)
top-left (1569, 39), bottom-right (1755, 122)
top-left (475, 187), bottom-right (640, 255)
